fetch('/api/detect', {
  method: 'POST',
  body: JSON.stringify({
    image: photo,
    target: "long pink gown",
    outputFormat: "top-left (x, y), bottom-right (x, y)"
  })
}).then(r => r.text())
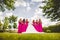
top-left (22, 22), bottom-right (28, 32)
top-left (21, 23), bottom-right (26, 32)
top-left (33, 22), bottom-right (43, 32)
top-left (18, 22), bottom-right (22, 33)
top-left (25, 22), bottom-right (28, 32)
top-left (39, 23), bottom-right (43, 32)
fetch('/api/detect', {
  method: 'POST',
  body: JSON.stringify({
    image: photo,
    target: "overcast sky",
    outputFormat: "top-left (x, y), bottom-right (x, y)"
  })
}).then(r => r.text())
top-left (0, 0), bottom-right (57, 27)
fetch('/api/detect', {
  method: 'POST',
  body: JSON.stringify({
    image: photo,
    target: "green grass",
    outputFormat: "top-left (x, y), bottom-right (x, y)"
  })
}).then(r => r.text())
top-left (0, 33), bottom-right (60, 40)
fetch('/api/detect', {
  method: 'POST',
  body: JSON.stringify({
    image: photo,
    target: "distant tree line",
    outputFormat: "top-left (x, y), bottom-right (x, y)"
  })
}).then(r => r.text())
top-left (43, 23), bottom-right (60, 33)
top-left (0, 15), bottom-right (17, 32)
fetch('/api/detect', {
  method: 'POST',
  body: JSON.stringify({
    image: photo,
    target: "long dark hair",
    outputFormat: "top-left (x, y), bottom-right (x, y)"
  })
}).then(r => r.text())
top-left (23, 19), bottom-right (25, 23)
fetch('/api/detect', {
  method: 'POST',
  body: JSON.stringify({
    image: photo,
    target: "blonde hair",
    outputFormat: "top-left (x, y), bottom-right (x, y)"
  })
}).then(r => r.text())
top-left (19, 18), bottom-right (22, 22)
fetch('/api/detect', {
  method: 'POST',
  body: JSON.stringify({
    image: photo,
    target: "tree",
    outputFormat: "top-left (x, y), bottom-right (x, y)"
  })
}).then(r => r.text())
top-left (13, 22), bottom-right (17, 29)
top-left (0, 21), bottom-right (2, 30)
top-left (8, 25), bottom-right (11, 29)
top-left (9, 15), bottom-right (17, 29)
top-left (40, 0), bottom-right (60, 21)
top-left (0, 0), bottom-right (15, 12)
top-left (3, 17), bottom-right (9, 31)
top-left (9, 15), bottom-right (17, 23)
top-left (43, 24), bottom-right (60, 33)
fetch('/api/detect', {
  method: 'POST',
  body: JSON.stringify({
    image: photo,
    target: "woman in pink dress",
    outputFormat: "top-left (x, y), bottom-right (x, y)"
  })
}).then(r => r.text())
top-left (21, 19), bottom-right (26, 32)
top-left (18, 18), bottom-right (22, 33)
top-left (32, 20), bottom-right (37, 30)
top-left (38, 19), bottom-right (43, 32)
top-left (25, 19), bottom-right (29, 32)
top-left (32, 20), bottom-right (35, 27)
top-left (20, 19), bottom-right (29, 32)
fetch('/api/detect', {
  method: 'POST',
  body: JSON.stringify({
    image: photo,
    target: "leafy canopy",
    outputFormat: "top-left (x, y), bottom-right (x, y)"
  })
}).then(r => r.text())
top-left (0, 0), bottom-right (15, 12)
top-left (40, 0), bottom-right (60, 21)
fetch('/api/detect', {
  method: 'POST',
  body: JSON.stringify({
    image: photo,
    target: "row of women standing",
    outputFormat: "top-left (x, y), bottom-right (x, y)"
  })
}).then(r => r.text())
top-left (18, 18), bottom-right (43, 33)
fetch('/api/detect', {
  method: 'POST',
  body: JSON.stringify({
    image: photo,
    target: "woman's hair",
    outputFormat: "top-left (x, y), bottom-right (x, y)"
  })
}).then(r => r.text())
top-left (23, 19), bottom-right (25, 23)
top-left (39, 19), bottom-right (42, 23)
top-left (26, 19), bottom-right (29, 23)
top-left (32, 20), bottom-right (35, 23)
top-left (19, 18), bottom-right (22, 22)
top-left (36, 20), bottom-right (38, 22)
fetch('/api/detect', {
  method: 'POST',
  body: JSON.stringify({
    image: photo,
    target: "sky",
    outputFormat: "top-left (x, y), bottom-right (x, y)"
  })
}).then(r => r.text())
top-left (0, 0), bottom-right (57, 27)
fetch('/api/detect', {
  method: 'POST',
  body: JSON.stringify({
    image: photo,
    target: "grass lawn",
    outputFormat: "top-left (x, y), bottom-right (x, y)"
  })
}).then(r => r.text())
top-left (0, 33), bottom-right (60, 40)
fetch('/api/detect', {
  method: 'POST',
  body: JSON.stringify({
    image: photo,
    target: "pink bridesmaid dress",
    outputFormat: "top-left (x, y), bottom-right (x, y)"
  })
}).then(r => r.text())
top-left (33, 22), bottom-right (43, 32)
top-left (39, 23), bottom-right (43, 32)
top-left (36, 22), bottom-right (43, 32)
top-left (22, 22), bottom-right (28, 32)
top-left (32, 22), bottom-right (37, 30)
top-left (25, 22), bottom-right (28, 32)
top-left (18, 22), bottom-right (22, 33)
top-left (21, 23), bottom-right (26, 32)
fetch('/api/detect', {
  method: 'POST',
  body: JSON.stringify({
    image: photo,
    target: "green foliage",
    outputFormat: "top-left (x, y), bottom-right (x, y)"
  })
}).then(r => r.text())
top-left (0, 21), bottom-right (2, 27)
top-left (0, 21), bottom-right (2, 30)
top-left (43, 27), bottom-right (48, 32)
top-left (9, 15), bottom-right (17, 29)
top-left (0, 0), bottom-right (15, 12)
top-left (40, 0), bottom-right (60, 21)
top-left (48, 24), bottom-right (60, 32)
top-left (0, 21), bottom-right (3, 32)
top-left (13, 22), bottom-right (17, 29)
top-left (0, 15), bottom-right (17, 32)
top-left (46, 30), bottom-right (51, 33)
top-left (3, 17), bottom-right (9, 31)
top-left (8, 25), bottom-right (11, 29)
top-left (9, 15), bottom-right (17, 23)
top-left (43, 24), bottom-right (60, 33)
